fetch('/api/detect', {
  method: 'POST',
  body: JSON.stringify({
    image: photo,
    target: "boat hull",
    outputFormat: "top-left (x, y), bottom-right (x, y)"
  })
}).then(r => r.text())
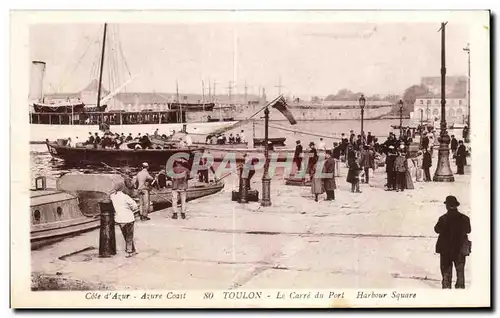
top-left (31, 217), bottom-right (100, 250)
top-left (46, 142), bottom-right (204, 169)
top-left (149, 182), bottom-right (224, 209)
top-left (204, 146), bottom-right (296, 163)
top-left (30, 189), bottom-right (103, 250)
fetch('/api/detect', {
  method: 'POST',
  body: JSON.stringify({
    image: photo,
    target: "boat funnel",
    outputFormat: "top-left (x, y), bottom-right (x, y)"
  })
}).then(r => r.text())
top-left (29, 61), bottom-right (46, 103)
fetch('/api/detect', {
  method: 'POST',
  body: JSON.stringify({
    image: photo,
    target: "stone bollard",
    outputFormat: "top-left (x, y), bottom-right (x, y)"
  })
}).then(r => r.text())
top-left (239, 178), bottom-right (249, 203)
top-left (99, 199), bottom-right (116, 258)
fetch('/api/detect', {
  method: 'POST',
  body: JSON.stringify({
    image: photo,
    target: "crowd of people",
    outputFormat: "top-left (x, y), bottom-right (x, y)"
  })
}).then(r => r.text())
top-left (104, 125), bottom-right (471, 288)
top-left (66, 128), bottom-right (194, 150)
top-left (291, 126), bottom-right (469, 201)
top-left (205, 130), bottom-right (246, 145)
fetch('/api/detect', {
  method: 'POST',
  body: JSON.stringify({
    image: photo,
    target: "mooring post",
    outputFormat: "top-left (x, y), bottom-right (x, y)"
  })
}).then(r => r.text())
top-left (99, 199), bottom-right (116, 258)
top-left (240, 177), bottom-right (249, 203)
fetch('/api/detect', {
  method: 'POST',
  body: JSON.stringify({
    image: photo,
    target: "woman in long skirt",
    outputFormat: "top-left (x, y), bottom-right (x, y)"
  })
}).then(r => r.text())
top-left (310, 162), bottom-right (324, 202)
top-left (404, 156), bottom-right (415, 189)
top-left (414, 151), bottom-right (424, 182)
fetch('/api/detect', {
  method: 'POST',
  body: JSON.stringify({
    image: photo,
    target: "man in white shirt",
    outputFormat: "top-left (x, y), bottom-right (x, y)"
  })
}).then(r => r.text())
top-left (240, 130), bottom-right (246, 143)
top-left (110, 184), bottom-right (139, 258)
top-left (185, 132), bottom-right (193, 146)
top-left (318, 138), bottom-right (326, 151)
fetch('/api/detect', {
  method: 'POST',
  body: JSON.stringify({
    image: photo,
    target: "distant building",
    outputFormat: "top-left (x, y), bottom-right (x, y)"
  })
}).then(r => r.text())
top-left (411, 76), bottom-right (468, 125)
top-left (421, 76), bottom-right (467, 96)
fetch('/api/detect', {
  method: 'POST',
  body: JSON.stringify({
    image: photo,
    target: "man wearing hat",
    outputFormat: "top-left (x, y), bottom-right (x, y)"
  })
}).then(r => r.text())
top-left (122, 167), bottom-right (136, 197)
top-left (306, 142), bottom-right (318, 176)
top-left (422, 148), bottom-right (433, 182)
top-left (421, 132), bottom-right (429, 150)
top-left (110, 183), bottom-right (139, 258)
top-left (393, 147), bottom-right (407, 192)
top-left (171, 158), bottom-right (190, 219)
top-left (434, 196), bottom-right (471, 288)
top-left (134, 162), bottom-right (154, 221)
top-left (322, 150), bottom-right (336, 200)
top-left (456, 140), bottom-right (467, 175)
top-left (385, 145), bottom-right (397, 190)
top-left (293, 140), bottom-right (303, 172)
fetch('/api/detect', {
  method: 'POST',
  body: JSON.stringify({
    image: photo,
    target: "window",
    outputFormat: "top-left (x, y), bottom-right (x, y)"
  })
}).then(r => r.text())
top-left (459, 100), bottom-right (462, 105)
top-left (57, 207), bottom-right (63, 217)
top-left (34, 210), bottom-right (41, 223)
top-left (427, 100), bottom-right (431, 105)
top-left (420, 100), bottom-right (424, 105)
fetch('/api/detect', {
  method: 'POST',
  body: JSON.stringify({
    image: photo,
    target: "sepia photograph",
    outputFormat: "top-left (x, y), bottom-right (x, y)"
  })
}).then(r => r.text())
top-left (10, 10), bottom-right (490, 308)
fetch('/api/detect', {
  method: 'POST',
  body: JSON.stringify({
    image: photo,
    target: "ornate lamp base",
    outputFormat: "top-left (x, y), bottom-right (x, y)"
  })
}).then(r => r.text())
top-left (433, 132), bottom-right (455, 182)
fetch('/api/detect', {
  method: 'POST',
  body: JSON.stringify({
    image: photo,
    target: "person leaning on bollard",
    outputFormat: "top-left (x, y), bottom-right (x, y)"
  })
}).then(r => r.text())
top-left (134, 162), bottom-right (153, 221)
top-left (109, 183), bottom-right (139, 258)
top-left (171, 158), bottom-right (190, 219)
top-left (434, 196), bottom-right (471, 289)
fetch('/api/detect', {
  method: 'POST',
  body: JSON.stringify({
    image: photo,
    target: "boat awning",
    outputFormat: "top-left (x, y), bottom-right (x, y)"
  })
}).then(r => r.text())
top-left (30, 190), bottom-right (76, 207)
top-left (56, 173), bottom-right (125, 195)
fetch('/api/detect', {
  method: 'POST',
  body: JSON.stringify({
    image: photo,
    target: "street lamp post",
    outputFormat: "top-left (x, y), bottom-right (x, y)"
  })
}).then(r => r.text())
top-left (463, 43), bottom-right (471, 129)
top-left (260, 106), bottom-right (272, 206)
top-left (433, 22), bottom-right (454, 182)
top-left (399, 99), bottom-right (404, 137)
top-left (359, 94), bottom-right (366, 142)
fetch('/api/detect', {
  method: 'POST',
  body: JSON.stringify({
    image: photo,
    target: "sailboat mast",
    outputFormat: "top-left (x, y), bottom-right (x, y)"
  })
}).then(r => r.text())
top-left (96, 23), bottom-right (107, 110)
top-left (176, 80), bottom-right (182, 123)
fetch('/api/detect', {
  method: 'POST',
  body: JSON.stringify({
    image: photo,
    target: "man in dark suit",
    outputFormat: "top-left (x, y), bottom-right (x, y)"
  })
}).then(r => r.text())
top-left (294, 140), bottom-right (303, 171)
top-left (434, 196), bottom-right (471, 289)
top-left (385, 146), bottom-right (397, 190)
top-left (456, 140), bottom-right (467, 175)
top-left (421, 132), bottom-right (430, 150)
top-left (450, 135), bottom-right (458, 158)
top-left (422, 148), bottom-right (433, 181)
top-left (322, 150), bottom-right (336, 200)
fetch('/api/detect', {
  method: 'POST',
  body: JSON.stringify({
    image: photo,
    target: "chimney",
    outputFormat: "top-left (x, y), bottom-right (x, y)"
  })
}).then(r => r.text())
top-left (29, 61), bottom-right (46, 102)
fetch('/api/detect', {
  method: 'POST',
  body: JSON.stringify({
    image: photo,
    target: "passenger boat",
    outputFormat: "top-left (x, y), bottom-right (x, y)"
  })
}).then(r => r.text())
top-left (28, 24), bottom-right (237, 144)
top-left (45, 139), bottom-right (204, 170)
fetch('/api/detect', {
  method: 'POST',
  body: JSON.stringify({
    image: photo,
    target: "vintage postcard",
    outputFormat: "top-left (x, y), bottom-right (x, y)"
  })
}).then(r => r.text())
top-left (10, 10), bottom-right (490, 308)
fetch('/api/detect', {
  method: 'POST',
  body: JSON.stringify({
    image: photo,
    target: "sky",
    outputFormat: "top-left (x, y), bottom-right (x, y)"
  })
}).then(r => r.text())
top-left (30, 22), bottom-right (471, 100)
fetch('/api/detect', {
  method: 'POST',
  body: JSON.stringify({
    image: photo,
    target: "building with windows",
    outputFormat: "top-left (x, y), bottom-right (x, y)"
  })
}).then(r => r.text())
top-left (410, 76), bottom-right (468, 126)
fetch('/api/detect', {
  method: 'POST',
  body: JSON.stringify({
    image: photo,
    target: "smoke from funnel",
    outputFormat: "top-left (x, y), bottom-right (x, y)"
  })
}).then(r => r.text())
top-left (29, 61), bottom-right (46, 102)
